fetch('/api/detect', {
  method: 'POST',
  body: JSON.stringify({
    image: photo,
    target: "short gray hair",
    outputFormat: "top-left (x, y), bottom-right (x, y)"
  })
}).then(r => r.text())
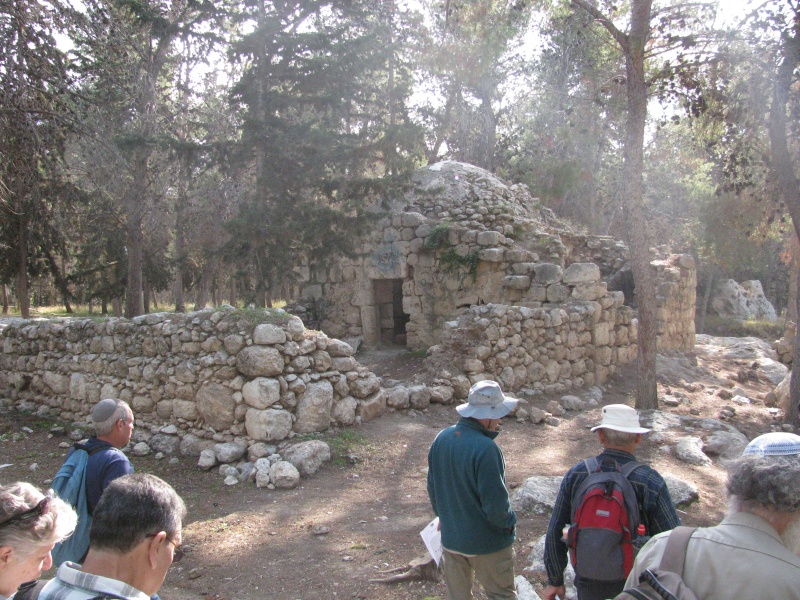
top-left (601, 429), bottom-right (639, 446)
top-left (90, 474), bottom-right (186, 554)
top-left (0, 482), bottom-right (77, 559)
top-left (727, 455), bottom-right (800, 514)
top-left (93, 399), bottom-right (131, 436)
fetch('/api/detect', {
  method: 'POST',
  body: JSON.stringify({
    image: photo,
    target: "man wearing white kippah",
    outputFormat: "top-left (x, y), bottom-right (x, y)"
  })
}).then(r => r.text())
top-left (623, 431), bottom-right (800, 599)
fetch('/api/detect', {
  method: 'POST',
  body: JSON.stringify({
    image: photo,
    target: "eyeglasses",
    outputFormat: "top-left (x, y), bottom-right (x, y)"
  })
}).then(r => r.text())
top-left (147, 533), bottom-right (184, 563)
top-left (0, 495), bottom-right (52, 529)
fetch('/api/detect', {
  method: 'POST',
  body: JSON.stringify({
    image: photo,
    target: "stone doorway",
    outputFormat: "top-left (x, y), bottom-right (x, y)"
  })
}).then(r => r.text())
top-left (373, 278), bottom-right (409, 346)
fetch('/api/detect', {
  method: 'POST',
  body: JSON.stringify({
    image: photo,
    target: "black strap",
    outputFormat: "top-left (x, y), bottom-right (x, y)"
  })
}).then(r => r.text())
top-left (658, 526), bottom-right (696, 574)
top-left (623, 588), bottom-right (655, 600)
top-left (74, 441), bottom-right (115, 456)
top-left (640, 569), bottom-right (679, 600)
top-left (14, 580), bottom-right (46, 600)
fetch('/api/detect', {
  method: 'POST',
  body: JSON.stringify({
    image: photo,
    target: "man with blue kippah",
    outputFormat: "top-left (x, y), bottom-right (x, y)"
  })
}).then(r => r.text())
top-left (427, 380), bottom-right (518, 599)
top-left (624, 431), bottom-right (800, 599)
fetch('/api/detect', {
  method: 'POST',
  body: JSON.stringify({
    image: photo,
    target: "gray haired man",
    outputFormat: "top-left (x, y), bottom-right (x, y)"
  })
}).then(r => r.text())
top-left (625, 432), bottom-right (800, 598)
top-left (41, 474), bottom-right (186, 600)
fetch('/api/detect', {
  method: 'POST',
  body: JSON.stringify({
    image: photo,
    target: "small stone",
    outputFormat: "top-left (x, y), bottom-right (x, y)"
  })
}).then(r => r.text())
top-left (224, 475), bottom-right (239, 486)
top-left (188, 568), bottom-right (202, 580)
top-left (545, 416), bottom-right (561, 427)
top-left (29, 463), bottom-right (38, 471)
top-left (312, 524), bottom-right (331, 535)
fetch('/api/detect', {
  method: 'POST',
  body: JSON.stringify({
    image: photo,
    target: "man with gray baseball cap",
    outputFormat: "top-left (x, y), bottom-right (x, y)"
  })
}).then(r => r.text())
top-left (427, 380), bottom-right (519, 599)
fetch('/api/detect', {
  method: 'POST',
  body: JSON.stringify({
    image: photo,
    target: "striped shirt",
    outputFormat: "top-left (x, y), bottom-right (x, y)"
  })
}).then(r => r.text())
top-left (543, 448), bottom-right (681, 587)
top-left (39, 562), bottom-right (149, 600)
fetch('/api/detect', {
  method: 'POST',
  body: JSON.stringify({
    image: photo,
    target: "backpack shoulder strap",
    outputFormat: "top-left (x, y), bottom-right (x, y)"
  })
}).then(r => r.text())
top-left (620, 460), bottom-right (645, 479)
top-left (658, 526), bottom-right (697, 574)
top-left (14, 579), bottom-right (47, 600)
top-left (583, 457), bottom-right (599, 473)
top-left (74, 441), bottom-right (115, 456)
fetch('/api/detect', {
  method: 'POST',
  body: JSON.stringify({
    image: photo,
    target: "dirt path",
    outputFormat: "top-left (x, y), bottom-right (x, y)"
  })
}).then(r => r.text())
top-left (0, 338), bottom-right (787, 600)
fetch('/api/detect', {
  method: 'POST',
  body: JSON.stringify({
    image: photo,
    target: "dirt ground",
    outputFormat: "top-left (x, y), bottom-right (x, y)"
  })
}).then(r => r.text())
top-left (0, 337), bottom-right (787, 600)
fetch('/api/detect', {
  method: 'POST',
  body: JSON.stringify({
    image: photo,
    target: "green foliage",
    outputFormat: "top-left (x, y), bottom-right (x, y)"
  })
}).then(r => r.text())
top-left (441, 248), bottom-right (480, 281)
top-left (424, 224), bottom-right (452, 249)
top-left (296, 430), bottom-right (369, 468)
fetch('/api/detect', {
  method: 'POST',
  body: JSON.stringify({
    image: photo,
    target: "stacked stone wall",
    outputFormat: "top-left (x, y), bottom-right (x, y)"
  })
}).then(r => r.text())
top-left (652, 254), bottom-right (697, 352)
top-left (562, 233), bottom-right (629, 277)
top-left (0, 309), bottom-right (389, 446)
top-left (427, 280), bottom-right (638, 396)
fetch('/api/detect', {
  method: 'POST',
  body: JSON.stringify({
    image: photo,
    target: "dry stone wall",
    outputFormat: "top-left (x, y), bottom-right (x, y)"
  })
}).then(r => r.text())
top-left (0, 308), bottom-right (389, 445)
top-left (651, 254), bottom-right (697, 352)
top-left (427, 288), bottom-right (637, 397)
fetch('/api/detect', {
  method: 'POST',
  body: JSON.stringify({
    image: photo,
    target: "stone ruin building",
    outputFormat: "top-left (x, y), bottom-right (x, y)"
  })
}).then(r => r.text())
top-left (292, 161), bottom-right (697, 396)
top-left (0, 161), bottom-right (697, 479)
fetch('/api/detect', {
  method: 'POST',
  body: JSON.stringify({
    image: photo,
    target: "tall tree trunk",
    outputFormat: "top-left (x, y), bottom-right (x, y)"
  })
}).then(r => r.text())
top-left (45, 249), bottom-right (72, 313)
top-left (2, 284), bottom-right (8, 314)
top-left (124, 151), bottom-right (147, 318)
top-left (143, 275), bottom-right (150, 313)
top-left (16, 218), bottom-right (30, 318)
top-left (625, 0), bottom-right (658, 410)
top-left (572, 0), bottom-right (658, 409)
top-left (768, 25), bottom-right (800, 426)
top-left (697, 267), bottom-right (715, 335)
top-left (230, 276), bottom-right (237, 308)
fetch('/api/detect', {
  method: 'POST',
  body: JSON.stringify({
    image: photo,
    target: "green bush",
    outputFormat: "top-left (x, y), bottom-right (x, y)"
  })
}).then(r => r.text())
top-left (424, 223), bottom-right (452, 249)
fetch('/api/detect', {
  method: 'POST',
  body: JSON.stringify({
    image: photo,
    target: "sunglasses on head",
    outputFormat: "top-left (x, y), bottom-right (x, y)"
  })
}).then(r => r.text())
top-left (0, 495), bottom-right (52, 529)
top-left (147, 533), bottom-right (184, 563)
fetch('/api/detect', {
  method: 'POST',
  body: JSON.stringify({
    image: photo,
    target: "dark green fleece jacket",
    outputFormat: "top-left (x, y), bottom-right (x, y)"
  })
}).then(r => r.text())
top-left (427, 417), bottom-right (517, 555)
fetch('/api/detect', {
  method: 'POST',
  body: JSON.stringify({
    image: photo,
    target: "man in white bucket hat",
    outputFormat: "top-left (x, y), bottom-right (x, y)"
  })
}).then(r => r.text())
top-left (543, 404), bottom-right (680, 600)
top-left (427, 380), bottom-right (519, 599)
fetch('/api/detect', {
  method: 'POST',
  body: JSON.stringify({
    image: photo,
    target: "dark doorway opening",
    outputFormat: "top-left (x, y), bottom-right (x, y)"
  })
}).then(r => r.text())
top-left (373, 279), bottom-right (409, 345)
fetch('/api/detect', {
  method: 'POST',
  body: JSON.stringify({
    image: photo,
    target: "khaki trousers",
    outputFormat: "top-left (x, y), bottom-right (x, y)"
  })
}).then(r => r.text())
top-left (442, 545), bottom-right (516, 600)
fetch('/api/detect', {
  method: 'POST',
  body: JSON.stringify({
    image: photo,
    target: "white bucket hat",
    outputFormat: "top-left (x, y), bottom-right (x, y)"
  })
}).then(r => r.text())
top-left (742, 432), bottom-right (800, 457)
top-left (456, 380), bottom-right (518, 420)
top-left (590, 404), bottom-right (650, 434)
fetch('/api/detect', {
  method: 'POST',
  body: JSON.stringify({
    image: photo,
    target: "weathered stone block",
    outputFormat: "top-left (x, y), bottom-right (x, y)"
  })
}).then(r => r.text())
top-left (242, 377), bottom-right (281, 409)
top-left (253, 324), bottom-right (287, 345)
top-left (503, 275), bottom-right (531, 290)
top-left (236, 346), bottom-right (284, 377)
top-left (563, 263), bottom-right (601, 284)
top-left (294, 380), bottom-right (334, 433)
top-left (196, 383), bottom-right (236, 431)
top-left (534, 263), bottom-right (563, 284)
top-left (245, 407), bottom-right (293, 441)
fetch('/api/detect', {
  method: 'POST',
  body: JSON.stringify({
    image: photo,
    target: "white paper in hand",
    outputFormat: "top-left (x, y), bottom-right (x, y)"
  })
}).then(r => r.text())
top-left (420, 517), bottom-right (443, 565)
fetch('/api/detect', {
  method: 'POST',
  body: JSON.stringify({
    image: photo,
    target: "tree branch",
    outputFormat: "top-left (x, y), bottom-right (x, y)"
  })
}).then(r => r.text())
top-left (570, 0), bottom-right (628, 50)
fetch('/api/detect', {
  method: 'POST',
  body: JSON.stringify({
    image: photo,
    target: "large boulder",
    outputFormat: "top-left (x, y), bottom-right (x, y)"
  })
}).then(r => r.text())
top-left (293, 380), bottom-right (334, 433)
top-left (195, 383), bottom-right (236, 431)
top-left (281, 440), bottom-right (332, 477)
top-left (710, 279), bottom-right (777, 322)
top-left (245, 408), bottom-right (293, 441)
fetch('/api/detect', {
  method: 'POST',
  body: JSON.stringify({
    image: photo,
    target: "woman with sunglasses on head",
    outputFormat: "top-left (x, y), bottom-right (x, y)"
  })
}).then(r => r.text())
top-left (0, 482), bottom-right (77, 599)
